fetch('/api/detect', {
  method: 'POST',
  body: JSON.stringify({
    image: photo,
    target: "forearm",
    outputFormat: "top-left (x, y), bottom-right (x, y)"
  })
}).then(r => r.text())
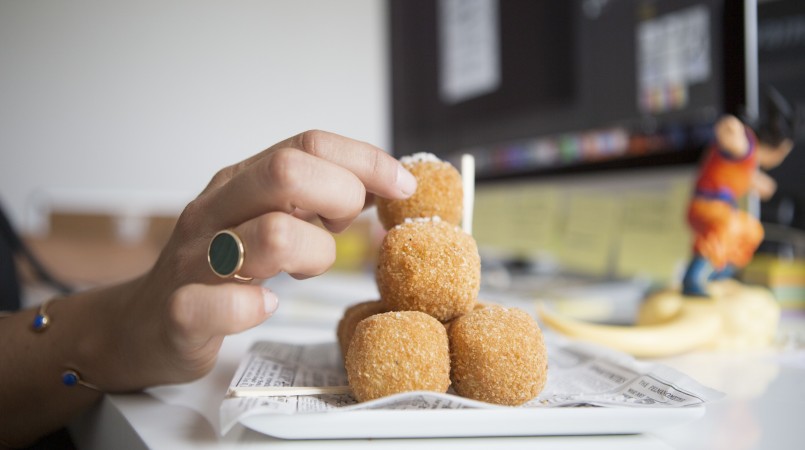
top-left (0, 279), bottom-right (139, 447)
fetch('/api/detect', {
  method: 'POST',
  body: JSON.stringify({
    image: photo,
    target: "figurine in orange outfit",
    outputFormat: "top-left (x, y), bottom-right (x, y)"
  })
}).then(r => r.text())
top-left (682, 88), bottom-right (797, 296)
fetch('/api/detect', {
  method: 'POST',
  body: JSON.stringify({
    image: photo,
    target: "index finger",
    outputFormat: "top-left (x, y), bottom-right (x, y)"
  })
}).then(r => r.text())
top-left (241, 130), bottom-right (417, 200)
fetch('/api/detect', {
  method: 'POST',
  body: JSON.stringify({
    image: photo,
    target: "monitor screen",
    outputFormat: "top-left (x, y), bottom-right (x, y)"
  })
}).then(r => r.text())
top-left (757, 0), bottom-right (805, 233)
top-left (389, 0), bottom-right (754, 181)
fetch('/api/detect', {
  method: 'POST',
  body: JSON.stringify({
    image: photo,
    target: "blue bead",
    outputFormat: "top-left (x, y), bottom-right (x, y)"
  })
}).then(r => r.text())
top-left (33, 315), bottom-right (46, 330)
top-left (62, 371), bottom-right (79, 387)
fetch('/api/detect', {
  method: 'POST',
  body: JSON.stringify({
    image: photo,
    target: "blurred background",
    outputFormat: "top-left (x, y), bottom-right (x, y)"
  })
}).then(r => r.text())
top-left (0, 0), bottom-right (388, 286)
top-left (1, 0), bottom-right (803, 310)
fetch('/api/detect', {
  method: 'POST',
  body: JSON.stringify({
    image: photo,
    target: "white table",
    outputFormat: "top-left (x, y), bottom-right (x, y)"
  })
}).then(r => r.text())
top-left (68, 273), bottom-right (805, 450)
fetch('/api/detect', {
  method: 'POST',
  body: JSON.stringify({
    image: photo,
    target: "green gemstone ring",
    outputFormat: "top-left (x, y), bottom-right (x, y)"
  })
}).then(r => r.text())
top-left (208, 230), bottom-right (252, 281)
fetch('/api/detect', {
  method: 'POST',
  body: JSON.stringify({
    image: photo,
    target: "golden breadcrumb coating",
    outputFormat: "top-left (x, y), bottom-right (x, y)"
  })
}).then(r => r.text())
top-left (376, 217), bottom-right (480, 322)
top-left (345, 311), bottom-right (451, 402)
top-left (336, 299), bottom-right (388, 359)
top-left (472, 300), bottom-right (495, 311)
top-left (448, 305), bottom-right (548, 406)
top-left (443, 300), bottom-right (497, 333)
top-left (376, 157), bottom-right (463, 230)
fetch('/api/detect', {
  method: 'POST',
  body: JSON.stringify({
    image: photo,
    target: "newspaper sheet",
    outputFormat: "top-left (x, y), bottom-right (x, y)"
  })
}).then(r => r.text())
top-left (220, 333), bottom-right (724, 435)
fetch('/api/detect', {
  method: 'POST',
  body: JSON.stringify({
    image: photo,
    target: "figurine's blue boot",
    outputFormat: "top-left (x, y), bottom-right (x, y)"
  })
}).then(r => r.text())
top-left (682, 255), bottom-right (711, 297)
top-left (709, 264), bottom-right (735, 281)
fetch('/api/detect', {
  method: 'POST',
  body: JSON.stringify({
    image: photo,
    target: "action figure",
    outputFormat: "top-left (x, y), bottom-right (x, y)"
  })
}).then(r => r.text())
top-left (538, 88), bottom-right (801, 355)
top-left (539, 89), bottom-right (802, 355)
top-left (682, 88), bottom-right (798, 296)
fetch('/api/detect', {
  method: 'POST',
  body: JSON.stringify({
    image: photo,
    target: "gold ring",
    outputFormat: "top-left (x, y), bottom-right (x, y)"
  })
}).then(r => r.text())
top-left (208, 230), bottom-right (253, 281)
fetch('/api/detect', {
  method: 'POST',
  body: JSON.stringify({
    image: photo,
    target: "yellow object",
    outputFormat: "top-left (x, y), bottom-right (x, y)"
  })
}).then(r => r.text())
top-left (331, 218), bottom-right (372, 272)
top-left (742, 255), bottom-right (805, 308)
top-left (538, 279), bottom-right (780, 358)
top-left (556, 193), bottom-right (620, 277)
top-left (615, 180), bottom-right (692, 282)
top-left (538, 299), bottom-right (721, 358)
top-left (473, 183), bottom-right (561, 258)
top-left (696, 280), bottom-right (781, 351)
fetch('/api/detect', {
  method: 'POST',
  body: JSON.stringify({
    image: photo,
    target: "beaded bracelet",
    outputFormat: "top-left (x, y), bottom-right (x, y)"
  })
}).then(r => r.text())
top-left (31, 299), bottom-right (52, 332)
top-left (61, 369), bottom-right (101, 390)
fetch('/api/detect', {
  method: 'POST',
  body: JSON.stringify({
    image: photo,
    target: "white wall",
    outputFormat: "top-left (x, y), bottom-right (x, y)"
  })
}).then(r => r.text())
top-left (0, 0), bottom-right (389, 233)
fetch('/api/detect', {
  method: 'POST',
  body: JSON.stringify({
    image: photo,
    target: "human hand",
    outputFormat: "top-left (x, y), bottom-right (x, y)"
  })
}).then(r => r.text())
top-left (106, 130), bottom-right (417, 390)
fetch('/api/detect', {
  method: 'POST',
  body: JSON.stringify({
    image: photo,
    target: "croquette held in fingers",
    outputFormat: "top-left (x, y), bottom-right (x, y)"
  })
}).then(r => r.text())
top-left (376, 153), bottom-right (463, 230)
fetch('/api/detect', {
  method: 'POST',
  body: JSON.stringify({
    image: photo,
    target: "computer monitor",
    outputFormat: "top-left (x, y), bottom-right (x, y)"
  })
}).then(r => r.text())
top-left (389, 0), bottom-right (757, 180)
top-left (388, 0), bottom-right (759, 282)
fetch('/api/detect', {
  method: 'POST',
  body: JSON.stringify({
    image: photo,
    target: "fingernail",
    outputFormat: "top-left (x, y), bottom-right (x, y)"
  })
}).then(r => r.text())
top-left (262, 288), bottom-right (279, 315)
top-left (396, 164), bottom-right (417, 197)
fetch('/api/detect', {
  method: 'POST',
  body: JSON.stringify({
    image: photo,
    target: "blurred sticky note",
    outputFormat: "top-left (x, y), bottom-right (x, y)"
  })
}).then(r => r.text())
top-left (615, 180), bottom-right (692, 282)
top-left (474, 183), bottom-right (560, 257)
top-left (555, 192), bottom-right (620, 276)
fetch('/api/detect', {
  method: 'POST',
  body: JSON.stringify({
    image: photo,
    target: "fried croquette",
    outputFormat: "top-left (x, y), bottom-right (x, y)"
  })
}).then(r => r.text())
top-left (448, 306), bottom-right (548, 406)
top-left (376, 217), bottom-right (480, 322)
top-left (345, 311), bottom-right (451, 402)
top-left (443, 301), bottom-right (497, 333)
top-left (376, 153), bottom-right (463, 230)
top-left (336, 299), bottom-right (388, 359)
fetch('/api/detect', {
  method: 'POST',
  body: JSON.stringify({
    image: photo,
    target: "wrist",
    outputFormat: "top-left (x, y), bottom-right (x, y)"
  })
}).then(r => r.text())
top-left (68, 278), bottom-right (145, 392)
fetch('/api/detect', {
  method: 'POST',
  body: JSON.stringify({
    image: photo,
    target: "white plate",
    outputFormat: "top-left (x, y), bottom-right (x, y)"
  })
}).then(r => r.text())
top-left (240, 405), bottom-right (705, 439)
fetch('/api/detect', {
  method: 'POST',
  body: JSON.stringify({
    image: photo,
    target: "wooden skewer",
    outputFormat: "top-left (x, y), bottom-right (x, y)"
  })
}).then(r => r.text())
top-left (227, 385), bottom-right (352, 398)
top-left (461, 154), bottom-right (475, 235)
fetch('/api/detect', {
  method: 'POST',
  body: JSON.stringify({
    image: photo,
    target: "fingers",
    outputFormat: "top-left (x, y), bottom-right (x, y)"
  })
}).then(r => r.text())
top-left (243, 130), bottom-right (417, 199)
top-left (177, 130), bottom-right (416, 285)
top-left (205, 148), bottom-right (367, 232)
top-left (234, 212), bottom-right (336, 279)
top-left (285, 130), bottom-right (417, 199)
top-left (200, 130), bottom-right (416, 231)
top-left (169, 283), bottom-right (279, 340)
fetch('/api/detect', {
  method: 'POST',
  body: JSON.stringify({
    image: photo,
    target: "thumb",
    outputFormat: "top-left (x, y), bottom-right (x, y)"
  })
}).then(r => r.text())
top-left (169, 283), bottom-right (279, 340)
